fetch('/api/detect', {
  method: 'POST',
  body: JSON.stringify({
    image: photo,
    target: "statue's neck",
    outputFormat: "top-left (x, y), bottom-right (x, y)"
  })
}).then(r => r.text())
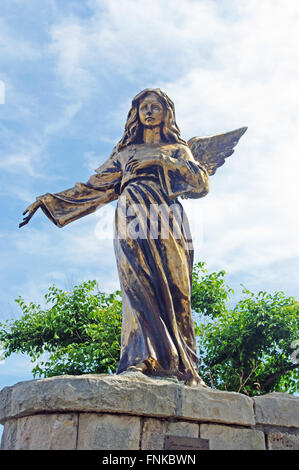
top-left (142, 126), bottom-right (162, 144)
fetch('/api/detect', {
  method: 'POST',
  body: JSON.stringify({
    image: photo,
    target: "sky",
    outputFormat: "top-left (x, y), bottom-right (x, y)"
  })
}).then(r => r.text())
top-left (1, 0), bottom-right (299, 437)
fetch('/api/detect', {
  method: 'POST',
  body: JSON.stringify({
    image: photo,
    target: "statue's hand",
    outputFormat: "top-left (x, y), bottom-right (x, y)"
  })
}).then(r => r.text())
top-left (19, 200), bottom-right (42, 228)
top-left (125, 155), bottom-right (162, 174)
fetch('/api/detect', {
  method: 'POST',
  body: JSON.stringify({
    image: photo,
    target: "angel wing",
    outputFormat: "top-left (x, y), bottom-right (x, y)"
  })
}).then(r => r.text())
top-left (187, 127), bottom-right (247, 176)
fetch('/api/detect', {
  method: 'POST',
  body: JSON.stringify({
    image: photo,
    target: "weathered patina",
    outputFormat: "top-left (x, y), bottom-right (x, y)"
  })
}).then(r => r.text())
top-left (19, 88), bottom-right (247, 385)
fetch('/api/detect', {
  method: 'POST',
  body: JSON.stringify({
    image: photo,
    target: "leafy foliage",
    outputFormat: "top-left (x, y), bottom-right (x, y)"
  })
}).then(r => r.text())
top-left (0, 263), bottom-right (298, 396)
top-left (191, 262), bottom-right (233, 318)
top-left (192, 263), bottom-right (299, 396)
top-left (0, 280), bottom-right (122, 377)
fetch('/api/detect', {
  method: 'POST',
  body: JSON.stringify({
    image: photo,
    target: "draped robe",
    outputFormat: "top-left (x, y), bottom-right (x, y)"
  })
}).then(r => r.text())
top-left (37, 142), bottom-right (209, 385)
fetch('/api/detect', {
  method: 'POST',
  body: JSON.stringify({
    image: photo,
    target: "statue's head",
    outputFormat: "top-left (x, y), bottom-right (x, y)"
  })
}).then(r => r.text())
top-left (117, 88), bottom-right (186, 150)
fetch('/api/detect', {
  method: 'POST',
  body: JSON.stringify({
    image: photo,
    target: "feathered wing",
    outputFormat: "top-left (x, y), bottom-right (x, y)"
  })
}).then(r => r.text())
top-left (187, 127), bottom-right (248, 176)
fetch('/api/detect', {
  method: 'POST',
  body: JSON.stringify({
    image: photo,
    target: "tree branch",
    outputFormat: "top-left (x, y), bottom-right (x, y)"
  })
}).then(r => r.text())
top-left (262, 363), bottom-right (299, 392)
top-left (238, 361), bottom-right (260, 394)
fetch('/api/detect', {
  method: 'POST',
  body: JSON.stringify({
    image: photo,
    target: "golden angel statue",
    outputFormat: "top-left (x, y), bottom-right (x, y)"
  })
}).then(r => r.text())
top-left (20, 88), bottom-right (247, 386)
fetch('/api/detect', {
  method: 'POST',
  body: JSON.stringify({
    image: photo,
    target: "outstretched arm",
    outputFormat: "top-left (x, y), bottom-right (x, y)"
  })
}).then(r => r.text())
top-left (19, 152), bottom-right (122, 228)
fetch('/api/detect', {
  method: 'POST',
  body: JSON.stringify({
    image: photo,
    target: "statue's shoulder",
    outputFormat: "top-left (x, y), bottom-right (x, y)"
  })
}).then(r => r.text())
top-left (171, 142), bottom-right (194, 160)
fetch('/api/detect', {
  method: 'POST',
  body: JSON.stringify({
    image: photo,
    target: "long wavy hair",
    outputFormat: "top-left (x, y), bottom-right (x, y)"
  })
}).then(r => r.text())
top-left (116, 88), bottom-right (187, 150)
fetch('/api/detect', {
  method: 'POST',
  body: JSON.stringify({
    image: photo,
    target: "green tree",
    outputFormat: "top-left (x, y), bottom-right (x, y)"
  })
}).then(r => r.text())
top-left (192, 263), bottom-right (299, 396)
top-left (0, 264), bottom-right (298, 396)
top-left (0, 280), bottom-right (122, 377)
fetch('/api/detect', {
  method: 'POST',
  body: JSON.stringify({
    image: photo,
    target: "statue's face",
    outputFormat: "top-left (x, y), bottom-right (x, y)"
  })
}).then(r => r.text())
top-left (138, 93), bottom-right (164, 128)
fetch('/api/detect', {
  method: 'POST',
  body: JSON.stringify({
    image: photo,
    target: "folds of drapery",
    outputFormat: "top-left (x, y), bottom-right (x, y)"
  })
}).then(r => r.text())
top-left (114, 178), bottom-right (201, 384)
top-left (35, 145), bottom-right (209, 384)
top-left (37, 153), bottom-right (122, 227)
top-left (36, 145), bottom-right (209, 228)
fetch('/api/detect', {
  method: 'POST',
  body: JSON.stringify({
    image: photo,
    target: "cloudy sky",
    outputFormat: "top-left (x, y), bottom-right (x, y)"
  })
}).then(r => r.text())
top-left (1, 0), bottom-right (299, 426)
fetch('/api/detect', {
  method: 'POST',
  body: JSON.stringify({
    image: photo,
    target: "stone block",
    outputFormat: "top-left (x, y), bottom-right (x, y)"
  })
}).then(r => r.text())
top-left (267, 432), bottom-right (299, 450)
top-left (167, 420), bottom-right (199, 439)
top-left (200, 424), bottom-right (266, 450)
top-left (141, 418), bottom-right (199, 450)
top-left (1, 375), bottom-right (298, 451)
top-left (179, 387), bottom-right (255, 425)
top-left (141, 418), bottom-right (166, 450)
top-left (1, 414), bottom-right (77, 450)
top-left (77, 413), bottom-right (141, 450)
top-left (254, 392), bottom-right (299, 427)
top-left (0, 373), bottom-right (178, 424)
top-left (0, 419), bottom-right (17, 450)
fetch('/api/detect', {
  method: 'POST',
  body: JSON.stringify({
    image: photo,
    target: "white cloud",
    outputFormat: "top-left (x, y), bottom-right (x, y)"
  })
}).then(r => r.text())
top-left (25, 0), bottom-right (299, 296)
top-left (0, 80), bottom-right (5, 104)
top-left (83, 151), bottom-right (105, 173)
top-left (0, 136), bottom-right (47, 177)
top-left (48, 0), bottom-right (230, 96)
top-left (44, 102), bottom-right (82, 137)
top-left (1, 0), bottom-right (299, 397)
top-left (0, 153), bottom-right (37, 177)
top-left (150, 0), bottom-right (299, 295)
top-left (2, 0), bottom-right (299, 316)
top-left (0, 18), bottom-right (41, 63)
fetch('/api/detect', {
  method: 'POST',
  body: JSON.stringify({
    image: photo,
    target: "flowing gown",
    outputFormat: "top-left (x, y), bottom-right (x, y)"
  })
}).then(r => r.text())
top-left (37, 142), bottom-right (209, 384)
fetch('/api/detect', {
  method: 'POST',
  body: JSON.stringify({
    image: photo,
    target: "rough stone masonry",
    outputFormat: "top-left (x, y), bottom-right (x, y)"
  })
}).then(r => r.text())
top-left (1, 372), bottom-right (298, 450)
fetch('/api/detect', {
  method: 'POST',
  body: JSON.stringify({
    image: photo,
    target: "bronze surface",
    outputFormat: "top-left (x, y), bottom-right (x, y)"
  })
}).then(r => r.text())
top-left (19, 88), bottom-right (247, 386)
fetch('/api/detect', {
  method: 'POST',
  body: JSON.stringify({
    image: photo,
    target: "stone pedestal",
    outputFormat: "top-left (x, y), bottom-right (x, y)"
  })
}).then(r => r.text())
top-left (0, 373), bottom-right (298, 450)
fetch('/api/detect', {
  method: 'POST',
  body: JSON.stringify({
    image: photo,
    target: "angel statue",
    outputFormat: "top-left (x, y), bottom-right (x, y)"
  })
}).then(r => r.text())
top-left (20, 88), bottom-right (247, 386)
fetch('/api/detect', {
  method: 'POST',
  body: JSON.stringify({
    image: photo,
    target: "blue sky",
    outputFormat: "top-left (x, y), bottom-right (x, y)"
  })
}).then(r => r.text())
top-left (1, 0), bottom-right (299, 437)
